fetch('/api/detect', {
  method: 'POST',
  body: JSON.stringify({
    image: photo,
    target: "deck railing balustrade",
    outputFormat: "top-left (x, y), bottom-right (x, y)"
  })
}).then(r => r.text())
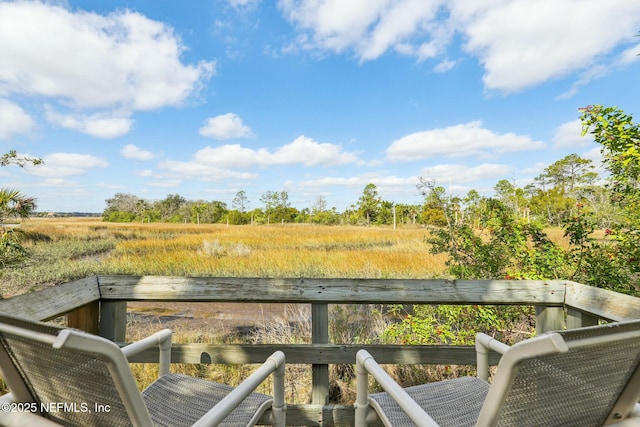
top-left (1, 276), bottom-right (639, 426)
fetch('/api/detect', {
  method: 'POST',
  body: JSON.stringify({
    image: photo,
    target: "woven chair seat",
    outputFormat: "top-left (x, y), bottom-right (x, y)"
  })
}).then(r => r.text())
top-left (142, 374), bottom-right (272, 427)
top-left (369, 376), bottom-right (489, 427)
top-left (0, 313), bottom-right (286, 427)
top-left (356, 320), bottom-right (640, 427)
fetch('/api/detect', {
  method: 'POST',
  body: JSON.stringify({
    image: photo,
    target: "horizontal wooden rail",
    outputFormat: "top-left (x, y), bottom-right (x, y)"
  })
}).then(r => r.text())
top-left (565, 281), bottom-right (640, 321)
top-left (97, 276), bottom-right (566, 305)
top-left (124, 343), bottom-right (503, 366)
top-left (0, 276), bottom-right (100, 321)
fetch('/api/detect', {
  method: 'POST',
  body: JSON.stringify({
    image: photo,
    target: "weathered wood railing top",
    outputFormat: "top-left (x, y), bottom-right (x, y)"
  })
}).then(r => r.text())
top-left (2, 276), bottom-right (640, 426)
top-left (2, 275), bottom-right (639, 321)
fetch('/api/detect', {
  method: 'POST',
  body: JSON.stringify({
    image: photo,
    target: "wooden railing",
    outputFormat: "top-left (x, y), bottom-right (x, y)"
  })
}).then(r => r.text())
top-left (2, 276), bottom-right (640, 426)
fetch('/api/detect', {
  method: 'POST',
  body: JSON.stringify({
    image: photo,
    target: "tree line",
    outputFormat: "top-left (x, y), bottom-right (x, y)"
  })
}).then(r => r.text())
top-left (102, 152), bottom-right (614, 229)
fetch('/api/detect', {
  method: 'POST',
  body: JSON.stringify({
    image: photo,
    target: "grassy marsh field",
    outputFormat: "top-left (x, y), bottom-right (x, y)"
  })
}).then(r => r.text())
top-left (1, 217), bottom-right (449, 297)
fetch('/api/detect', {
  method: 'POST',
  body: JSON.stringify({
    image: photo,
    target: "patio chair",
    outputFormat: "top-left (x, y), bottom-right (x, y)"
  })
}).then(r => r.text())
top-left (0, 313), bottom-right (285, 427)
top-left (355, 319), bottom-right (640, 427)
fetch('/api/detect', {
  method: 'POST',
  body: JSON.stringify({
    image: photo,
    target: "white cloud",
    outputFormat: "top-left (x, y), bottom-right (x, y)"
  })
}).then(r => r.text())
top-left (617, 42), bottom-right (640, 66)
top-left (278, 0), bottom-right (446, 60)
top-left (456, 0), bottom-right (640, 92)
top-left (583, 146), bottom-right (605, 168)
top-left (120, 144), bottom-right (156, 161)
top-left (159, 136), bottom-right (360, 180)
top-left (45, 107), bottom-right (133, 139)
top-left (279, 0), bottom-right (640, 92)
top-left (0, 99), bottom-right (36, 140)
top-left (552, 119), bottom-right (592, 149)
top-left (433, 59), bottom-right (458, 73)
top-left (147, 179), bottom-right (184, 188)
top-left (418, 163), bottom-right (511, 184)
top-left (0, 1), bottom-right (215, 136)
top-left (272, 136), bottom-right (360, 166)
top-left (226, 0), bottom-right (260, 10)
top-left (300, 174), bottom-right (415, 188)
top-left (194, 144), bottom-right (271, 168)
top-left (386, 121), bottom-right (545, 161)
top-left (25, 153), bottom-right (108, 178)
top-left (522, 162), bottom-right (547, 176)
top-left (159, 158), bottom-right (257, 181)
top-left (560, 41), bottom-right (640, 99)
top-left (295, 173), bottom-right (419, 204)
top-left (199, 113), bottom-right (255, 140)
top-left (31, 178), bottom-right (82, 188)
top-left (195, 136), bottom-right (359, 168)
top-left (557, 64), bottom-right (611, 100)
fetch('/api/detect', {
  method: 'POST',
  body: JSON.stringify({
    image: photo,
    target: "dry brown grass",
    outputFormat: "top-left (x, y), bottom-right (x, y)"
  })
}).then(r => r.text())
top-left (101, 223), bottom-right (448, 278)
top-left (16, 218), bottom-right (449, 279)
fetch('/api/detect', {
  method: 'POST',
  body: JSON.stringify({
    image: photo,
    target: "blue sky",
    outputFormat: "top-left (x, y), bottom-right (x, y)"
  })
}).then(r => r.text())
top-left (1, 0), bottom-right (640, 213)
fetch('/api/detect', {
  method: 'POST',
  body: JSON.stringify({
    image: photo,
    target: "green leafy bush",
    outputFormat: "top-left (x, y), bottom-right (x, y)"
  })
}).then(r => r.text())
top-left (384, 304), bottom-right (533, 346)
top-left (0, 229), bottom-right (28, 266)
top-left (427, 199), bottom-right (569, 280)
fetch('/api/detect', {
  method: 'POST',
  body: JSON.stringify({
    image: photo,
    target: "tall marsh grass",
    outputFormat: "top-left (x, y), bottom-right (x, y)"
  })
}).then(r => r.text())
top-left (2, 218), bottom-right (448, 294)
top-left (102, 223), bottom-right (448, 278)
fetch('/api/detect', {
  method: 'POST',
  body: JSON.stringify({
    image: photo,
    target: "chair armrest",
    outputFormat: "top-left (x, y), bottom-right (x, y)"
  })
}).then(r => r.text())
top-left (121, 329), bottom-right (172, 377)
top-left (475, 333), bottom-right (510, 381)
top-left (609, 403), bottom-right (640, 426)
top-left (192, 351), bottom-right (286, 427)
top-left (355, 350), bottom-right (440, 427)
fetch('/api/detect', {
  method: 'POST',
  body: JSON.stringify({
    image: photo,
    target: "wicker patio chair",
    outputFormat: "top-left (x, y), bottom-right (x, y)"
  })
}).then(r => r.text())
top-left (0, 313), bottom-right (285, 427)
top-left (355, 320), bottom-right (640, 427)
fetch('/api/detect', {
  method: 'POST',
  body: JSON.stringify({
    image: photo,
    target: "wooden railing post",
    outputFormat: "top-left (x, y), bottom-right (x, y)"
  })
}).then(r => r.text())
top-left (565, 307), bottom-right (598, 329)
top-left (67, 301), bottom-right (100, 334)
top-left (312, 303), bottom-right (329, 406)
top-left (99, 301), bottom-right (127, 342)
top-left (535, 306), bottom-right (565, 334)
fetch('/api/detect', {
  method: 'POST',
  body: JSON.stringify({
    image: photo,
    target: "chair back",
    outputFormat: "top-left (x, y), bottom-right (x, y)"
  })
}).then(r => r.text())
top-left (0, 314), bottom-right (152, 427)
top-left (478, 320), bottom-right (640, 427)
